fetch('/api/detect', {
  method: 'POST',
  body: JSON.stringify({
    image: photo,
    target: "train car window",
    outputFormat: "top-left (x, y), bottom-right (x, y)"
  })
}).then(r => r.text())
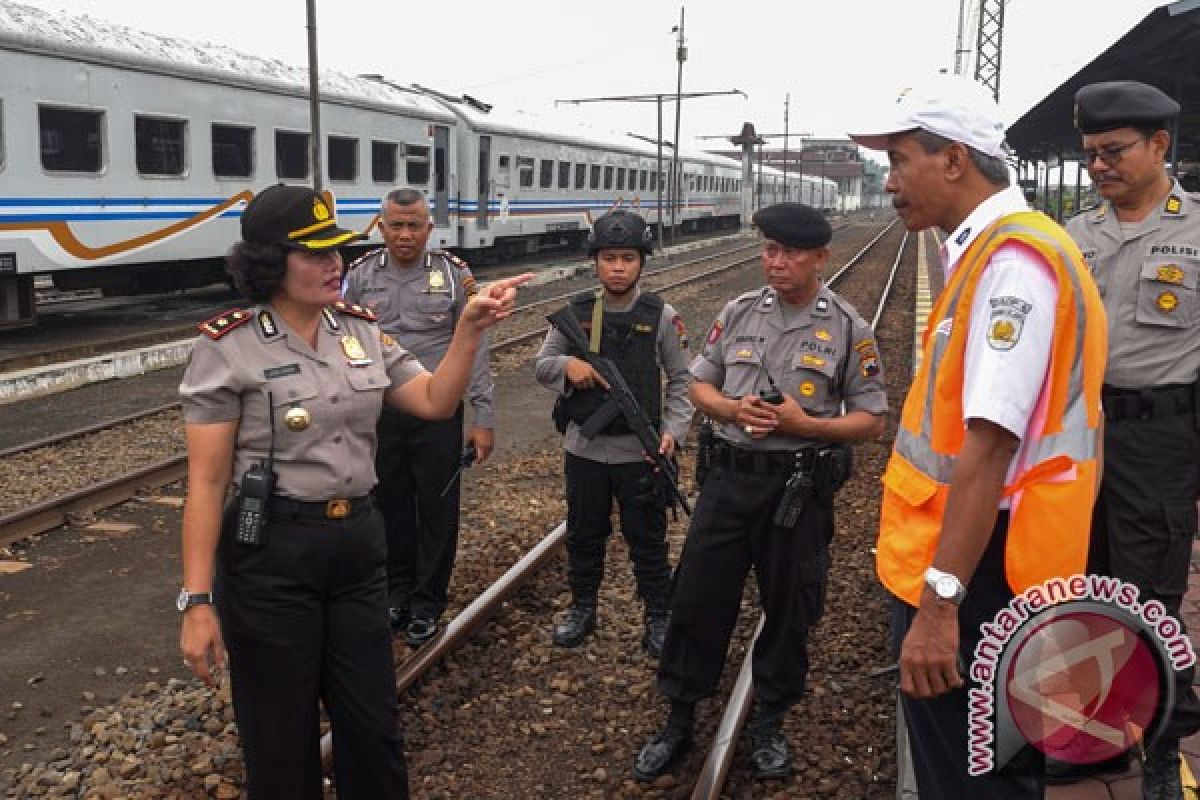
top-left (275, 130), bottom-right (310, 179)
top-left (406, 144), bottom-right (431, 184)
top-left (496, 154), bottom-right (511, 188)
top-left (372, 141), bottom-right (397, 183)
top-left (39, 106), bottom-right (104, 172)
top-left (574, 163), bottom-right (586, 190)
top-left (135, 116), bottom-right (186, 176)
top-left (639, 170), bottom-right (648, 191)
top-left (649, 171), bottom-right (657, 192)
top-left (212, 124), bottom-right (254, 178)
top-left (328, 136), bottom-right (358, 182)
top-left (517, 156), bottom-right (534, 188)
top-left (539, 159), bottom-right (553, 189)
top-left (0, 99), bottom-right (5, 171)
top-left (558, 161), bottom-right (570, 190)
top-left (589, 165), bottom-right (600, 190)
top-left (603, 166), bottom-right (613, 190)
top-left (616, 167), bottom-right (625, 191)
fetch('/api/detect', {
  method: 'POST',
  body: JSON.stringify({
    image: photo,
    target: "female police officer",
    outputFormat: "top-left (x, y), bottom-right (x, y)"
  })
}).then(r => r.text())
top-left (177, 184), bottom-right (529, 798)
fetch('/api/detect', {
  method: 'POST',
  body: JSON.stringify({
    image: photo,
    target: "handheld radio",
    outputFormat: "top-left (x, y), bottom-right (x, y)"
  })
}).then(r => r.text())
top-left (235, 390), bottom-right (277, 546)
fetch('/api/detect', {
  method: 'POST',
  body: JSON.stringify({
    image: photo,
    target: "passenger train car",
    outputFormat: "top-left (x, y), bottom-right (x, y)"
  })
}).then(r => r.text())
top-left (0, 1), bottom-right (837, 328)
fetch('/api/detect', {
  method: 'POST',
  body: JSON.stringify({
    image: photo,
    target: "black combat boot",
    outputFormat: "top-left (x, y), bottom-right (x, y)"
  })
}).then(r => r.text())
top-left (1142, 741), bottom-right (1183, 800)
top-left (634, 701), bottom-right (693, 782)
top-left (552, 605), bottom-right (597, 647)
top-left (642, 611), bottom-right (668, 659)
top-left (747, 702), bottom-right (791, 778)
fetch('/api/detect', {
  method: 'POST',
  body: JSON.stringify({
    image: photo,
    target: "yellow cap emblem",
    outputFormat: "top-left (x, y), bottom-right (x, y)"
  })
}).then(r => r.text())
top-left (313, 198), bottom-right (331, 222)
top-left (991, 319), bottom-right (1016, 342)
top-left (799, 381), bottom-right (816, 397)
top-left (1157, 291), bottom-right (1178, 312)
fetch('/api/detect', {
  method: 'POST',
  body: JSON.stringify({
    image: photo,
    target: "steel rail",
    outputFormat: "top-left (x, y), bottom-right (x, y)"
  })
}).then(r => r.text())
top-left (687, 227), bottom-right (910, 797)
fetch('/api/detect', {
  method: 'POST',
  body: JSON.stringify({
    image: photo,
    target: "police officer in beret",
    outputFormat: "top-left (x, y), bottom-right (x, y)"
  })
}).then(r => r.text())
top-left (634, 202), bottom-right (887, 782)
top-left (534, 210), bottom-right (693, 656)
top-left (343, 188), bottom-right (495, 647)
top-left (1064, 80), bottom-right (1200, 799)
top-left (178, 184), bottom-right (530, 797)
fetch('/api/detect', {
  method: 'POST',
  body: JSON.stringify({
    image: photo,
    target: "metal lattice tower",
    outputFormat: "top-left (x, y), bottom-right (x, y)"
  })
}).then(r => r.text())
top-left (973, 0), bottom-right (1006, 101)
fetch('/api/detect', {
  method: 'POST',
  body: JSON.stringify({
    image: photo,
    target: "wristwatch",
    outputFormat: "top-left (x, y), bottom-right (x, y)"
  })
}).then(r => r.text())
top-left (924, 566), bottom-right (966, 605)
top-left (176, 588), bottom-right (214, 613)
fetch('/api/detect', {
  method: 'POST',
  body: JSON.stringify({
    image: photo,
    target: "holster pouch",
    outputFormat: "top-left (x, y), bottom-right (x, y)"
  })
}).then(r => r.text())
top-left (814, 443), bottom-right (853, 500)
top-left (772, 455), bottom-right (814, 529)
top-left (552, 395), bottom-right (569, 435)
top-left (694, 417), bottom-right (716, 491)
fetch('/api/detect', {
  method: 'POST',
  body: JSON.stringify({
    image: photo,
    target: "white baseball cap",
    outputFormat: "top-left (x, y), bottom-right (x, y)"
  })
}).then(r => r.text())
top-left (848, 74), bottom-right (1008, 159)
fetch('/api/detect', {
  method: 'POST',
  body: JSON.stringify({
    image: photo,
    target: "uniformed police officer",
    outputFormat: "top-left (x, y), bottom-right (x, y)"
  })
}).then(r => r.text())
top-left (178, 184), bottom-right (529, 798)
top-left (342, 188), bottom-right (494, 647)
top-left (633, 203), bottom-right (887, 782)
top-left (1065, 80), bottom-right (1200, 800)
top-left (534, 210), bottom-right (693, 656)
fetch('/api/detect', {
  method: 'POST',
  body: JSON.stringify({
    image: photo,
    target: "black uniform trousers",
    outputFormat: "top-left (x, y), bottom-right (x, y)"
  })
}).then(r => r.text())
top-left (657, 459), bottom-right (832, 712)
top-left (216, 502), bottom-right (409, 800)
top-left (893, 513), bottom-right (1045, 800)
top-left (374, 403), bottom-right (463, 619)
top-left (1086, 401), bottom-right (1200, 743)
top-left (564, 451), bottom-right (671, 612)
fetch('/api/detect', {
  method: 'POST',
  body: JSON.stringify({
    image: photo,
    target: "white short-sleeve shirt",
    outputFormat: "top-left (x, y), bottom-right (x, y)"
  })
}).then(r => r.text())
top-left (941, 186), bottom-right (1060, 491)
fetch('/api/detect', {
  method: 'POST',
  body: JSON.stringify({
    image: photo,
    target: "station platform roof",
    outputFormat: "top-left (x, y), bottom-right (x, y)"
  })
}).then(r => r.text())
top-left (1007, 0), bottom-right (1200, 161)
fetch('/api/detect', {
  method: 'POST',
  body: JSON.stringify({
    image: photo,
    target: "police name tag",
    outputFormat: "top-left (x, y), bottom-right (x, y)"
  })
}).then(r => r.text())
top-left (264, 363), bottom-right (301, 379)
top-left (986, 296), bottom-right (1031, 351)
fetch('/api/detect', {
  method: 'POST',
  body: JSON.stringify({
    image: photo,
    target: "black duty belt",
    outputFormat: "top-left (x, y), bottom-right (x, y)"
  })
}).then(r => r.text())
top-left (269, 495), bottom-right (373, 522)
top-left (713, 442), bottom-right (816, 474)
top-left (1101, 384), bottom-right (1194, 422)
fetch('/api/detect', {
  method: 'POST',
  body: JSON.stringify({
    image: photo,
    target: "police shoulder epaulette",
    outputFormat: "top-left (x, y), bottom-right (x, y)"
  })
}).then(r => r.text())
top-left (347, 247), bottom-right (384, 272)
top-left (332, 300), bottom-right (378, 322)
top-left (434, 249), bottom-right (471, 271)
top-left (1069, 203), bottom-right (1099, 219)
top-left (733, 288), bottom-right (766, 306)
top-left (197, 308), bottom-right (252, 340)
top-left (828, 292), bottom-right (865, 325)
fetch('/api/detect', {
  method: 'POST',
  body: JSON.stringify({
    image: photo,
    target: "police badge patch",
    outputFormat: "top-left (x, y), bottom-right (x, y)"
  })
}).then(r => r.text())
top-left (986, 296), bottom-right (1032, 351)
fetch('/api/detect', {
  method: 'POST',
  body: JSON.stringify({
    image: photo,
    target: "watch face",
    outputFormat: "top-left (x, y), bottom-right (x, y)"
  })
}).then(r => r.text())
top-left (936, 576), bottom-right (958, 599)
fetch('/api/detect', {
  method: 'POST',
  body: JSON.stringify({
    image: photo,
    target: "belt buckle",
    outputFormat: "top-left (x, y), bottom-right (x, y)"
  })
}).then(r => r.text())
top-left (326, 499), bottom-right (350, 519)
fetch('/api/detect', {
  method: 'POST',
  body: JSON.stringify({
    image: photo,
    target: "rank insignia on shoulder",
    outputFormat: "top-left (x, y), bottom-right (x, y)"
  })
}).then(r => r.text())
top-left (198, 308), bottom-right (252, 340)
top-left (257, 310), bottom-right (278, 338)
top-left (1165, 195), bottom-right (1182, 215)
top-left (436, 249), bottom-right (471, 271)
top-left (333, 300), bottom-right (377, 322)
top-left (815, 297), bottom-right (829, 313)
top-left (347, 247), bottom-right (383, 272)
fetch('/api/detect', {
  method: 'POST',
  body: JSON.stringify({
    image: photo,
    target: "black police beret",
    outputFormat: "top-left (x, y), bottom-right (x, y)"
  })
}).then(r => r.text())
top-left (241, 184), bottom-right (364, 251)
top-left (1074, 81), bottom-right (1180, 135)
top-left (752, 203), bottom-right (832, 249)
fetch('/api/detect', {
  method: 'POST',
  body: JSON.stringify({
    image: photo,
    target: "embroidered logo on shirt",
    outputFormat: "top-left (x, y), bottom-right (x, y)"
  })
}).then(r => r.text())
top-left (1157, 291), bottom-right (1179, 312)
top-left (986, 296), bottom-right (1032, 351)
top-left (1156, 265), bottom-right (1185, 285)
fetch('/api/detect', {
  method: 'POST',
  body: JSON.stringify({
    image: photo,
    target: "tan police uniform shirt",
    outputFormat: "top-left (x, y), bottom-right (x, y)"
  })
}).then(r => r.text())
top-left (534, 290), bottom-right (694, 464)
top-left (179, 305), bottom-right (424, 501)
top-left (342, 248), bottom-right (494, 427)
top-left (1067, 179), bottom-right (1200, 388)
top-left (692, 284), bottom-right (888, 451)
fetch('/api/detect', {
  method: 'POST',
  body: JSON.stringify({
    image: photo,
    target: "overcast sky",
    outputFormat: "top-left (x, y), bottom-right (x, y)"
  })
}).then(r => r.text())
top-left (13, 0), bottom-right (1169, 159)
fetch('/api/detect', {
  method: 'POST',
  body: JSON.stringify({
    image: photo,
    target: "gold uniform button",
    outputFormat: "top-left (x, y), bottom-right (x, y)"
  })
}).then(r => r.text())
top-left (284, 406), bottom-right (312, 432)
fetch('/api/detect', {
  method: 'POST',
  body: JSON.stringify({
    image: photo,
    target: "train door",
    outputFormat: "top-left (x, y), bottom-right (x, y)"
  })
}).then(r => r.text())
top-left (433, 125), bottom-right (450, 227)
top-left (477, 135), bottom-right (491, 229)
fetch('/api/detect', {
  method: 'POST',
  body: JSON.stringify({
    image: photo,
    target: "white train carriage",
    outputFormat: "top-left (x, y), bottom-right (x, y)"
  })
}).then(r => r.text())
top-left (422, 92), bottom-right (744, 260)
top-left (0, 1), bottom-right (460, 328)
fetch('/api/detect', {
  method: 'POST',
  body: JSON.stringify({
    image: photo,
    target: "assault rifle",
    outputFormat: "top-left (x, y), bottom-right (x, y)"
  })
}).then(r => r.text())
top-left (547, 308), bottom-right (692, 516)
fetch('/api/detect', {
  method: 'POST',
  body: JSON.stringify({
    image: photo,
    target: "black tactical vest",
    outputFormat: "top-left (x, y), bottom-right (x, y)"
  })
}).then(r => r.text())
top-left (559, 291), bottom-right (664, 436)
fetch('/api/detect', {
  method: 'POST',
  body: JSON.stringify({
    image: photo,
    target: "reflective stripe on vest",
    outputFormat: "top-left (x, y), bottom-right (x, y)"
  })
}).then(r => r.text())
top-left (878, 211), bottom-right (1106, 606)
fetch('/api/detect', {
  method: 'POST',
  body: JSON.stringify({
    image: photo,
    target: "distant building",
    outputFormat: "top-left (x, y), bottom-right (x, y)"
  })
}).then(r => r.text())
top-left (707, 138), bottom-right (882, 211)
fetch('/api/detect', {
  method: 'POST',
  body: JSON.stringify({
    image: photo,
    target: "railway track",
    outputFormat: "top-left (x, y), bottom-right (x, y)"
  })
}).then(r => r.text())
top-left (0, 224), bottom-right (865, 548)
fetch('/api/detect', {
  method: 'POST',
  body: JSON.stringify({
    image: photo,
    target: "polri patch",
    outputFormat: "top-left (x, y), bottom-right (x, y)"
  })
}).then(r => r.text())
top-left (264, 363), bottom-right (301, 380)
top-left (706, 319), bottom-right (723, 346)
top-left (671, 314), bottom-right (688, 350)
top-left (986, 295), bottom-right (1032, 351)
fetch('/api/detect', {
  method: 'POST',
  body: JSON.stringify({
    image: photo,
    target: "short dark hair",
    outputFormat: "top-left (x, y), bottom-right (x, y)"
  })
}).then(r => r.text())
top-left (911, 129), bottom-right (1011, 189)
top-left (227, 240), bottom-right (288, 303)
top-left (381, 188), bottom-right (427, 211)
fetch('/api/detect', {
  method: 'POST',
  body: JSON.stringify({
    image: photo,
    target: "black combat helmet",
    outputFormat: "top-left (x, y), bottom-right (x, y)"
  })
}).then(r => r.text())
top-left (587, 210), bottom-right (654, 256)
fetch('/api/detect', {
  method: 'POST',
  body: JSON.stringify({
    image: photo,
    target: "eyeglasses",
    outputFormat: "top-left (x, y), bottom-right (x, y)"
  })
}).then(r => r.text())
top-left (1080, 138), bottom-right (1144, 167)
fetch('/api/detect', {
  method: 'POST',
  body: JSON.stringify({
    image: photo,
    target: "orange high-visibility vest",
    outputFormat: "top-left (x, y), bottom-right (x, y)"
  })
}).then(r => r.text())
top-left (877, 210), bottom-right (1107, 606)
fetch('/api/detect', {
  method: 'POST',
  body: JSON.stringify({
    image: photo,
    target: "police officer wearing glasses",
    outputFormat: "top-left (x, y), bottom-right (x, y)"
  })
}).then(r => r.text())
top-left (1062, 80), bottom-right (1200, 799)
top-left (178, 184), bottom-right (529, 798)
top-left (633, 202), bottom-right (887, 782)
